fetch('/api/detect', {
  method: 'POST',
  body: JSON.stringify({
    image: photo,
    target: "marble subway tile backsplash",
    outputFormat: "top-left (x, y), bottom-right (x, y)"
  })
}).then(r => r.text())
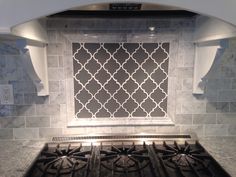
top-left (0, 17), bottom-right (236, 139)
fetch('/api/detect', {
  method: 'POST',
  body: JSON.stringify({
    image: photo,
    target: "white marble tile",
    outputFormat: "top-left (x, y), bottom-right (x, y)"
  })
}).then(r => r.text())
top-left (180, 125), bottom-right (204, 137)
top-left (26, 116), bottom-right (50, 128)
top-left (204, 124), bottom-right (229, 136)
top-left (193, 114), bottom-right (216, 124)
top-left (13, 128), bottom-right (39, 139)
top-left (0, 116), bottom-right (25, 128)
top-left (0, 128), bottom-right (13, 139)
top-left (217, 113), bottom-right (236, 124)
top-left (39, 128), bottom-right (62, 138)
top-left (36, 104), bottom-right (60, 116)
top-left (175, 114), bottom-right (192, 124)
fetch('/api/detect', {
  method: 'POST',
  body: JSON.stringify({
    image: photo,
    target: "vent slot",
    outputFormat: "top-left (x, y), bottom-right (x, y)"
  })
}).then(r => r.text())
top-left (109, 3), bottom-right (142, 11)
top-left (52, 134), bottom-right (191, 142)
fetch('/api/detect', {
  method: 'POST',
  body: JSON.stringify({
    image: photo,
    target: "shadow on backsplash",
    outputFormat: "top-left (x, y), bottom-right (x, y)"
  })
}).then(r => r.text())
top-left (203, 38), bottom-right (236, 110)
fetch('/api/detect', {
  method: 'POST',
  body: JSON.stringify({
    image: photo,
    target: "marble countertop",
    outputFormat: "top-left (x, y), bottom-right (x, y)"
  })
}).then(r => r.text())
top-left (0, 140), bottom-right (46, 177)
top-left (199, 137), bottom-right (236, 177)
top-left (0, 137), bottom-right (235, 177)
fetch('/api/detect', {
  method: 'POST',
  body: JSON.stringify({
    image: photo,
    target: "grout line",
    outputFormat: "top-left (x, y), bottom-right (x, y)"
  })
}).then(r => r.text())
top-left (24, 116), bottom-right (26, 128)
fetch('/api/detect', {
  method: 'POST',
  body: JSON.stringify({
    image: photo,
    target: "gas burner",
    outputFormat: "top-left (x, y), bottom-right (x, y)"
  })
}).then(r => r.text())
top-left (35, 143), bottom-right (91, 177)
top-left (99, 142), bottom-right (151, 175)
top-left (153, 141), bottom-right (215, 177)
top-left (155, 141), bottom-right (205, 169)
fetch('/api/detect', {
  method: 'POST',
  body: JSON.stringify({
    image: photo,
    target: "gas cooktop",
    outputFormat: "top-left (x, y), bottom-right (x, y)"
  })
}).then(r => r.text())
top-left (24, 134), bottom-right (231, 177)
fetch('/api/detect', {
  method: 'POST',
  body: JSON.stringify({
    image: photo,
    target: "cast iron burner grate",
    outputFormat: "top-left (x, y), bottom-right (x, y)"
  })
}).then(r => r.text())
top-left (24, 138), bottom-right (231, 177)
top-left (98, 142), bottom-right (158, 177)
top-left (27, 143), bottom-right (92, 177)
top-left (152, 141), bottom-right (231, 177)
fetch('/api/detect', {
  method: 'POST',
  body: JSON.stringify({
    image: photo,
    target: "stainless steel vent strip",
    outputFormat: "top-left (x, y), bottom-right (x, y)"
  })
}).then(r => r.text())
top-left (52, 134), bottom-right (193, 142)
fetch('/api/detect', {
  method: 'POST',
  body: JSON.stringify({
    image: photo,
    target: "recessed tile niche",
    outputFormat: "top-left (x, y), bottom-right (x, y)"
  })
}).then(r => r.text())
top-left (73, 43), bottom-right (169, 119)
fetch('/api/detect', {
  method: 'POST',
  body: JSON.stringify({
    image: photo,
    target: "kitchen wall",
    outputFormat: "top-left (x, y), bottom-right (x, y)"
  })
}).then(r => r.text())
top-left (0, 16), bottom-right (235, 140)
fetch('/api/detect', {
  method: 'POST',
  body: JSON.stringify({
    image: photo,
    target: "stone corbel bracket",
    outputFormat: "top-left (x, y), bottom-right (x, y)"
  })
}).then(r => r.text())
top-left (192, 40), bottom-right (223, 94)
top-left (13, 20), bottom-right (49, 96)
top-left (17, 40), bottom-right (49, 96)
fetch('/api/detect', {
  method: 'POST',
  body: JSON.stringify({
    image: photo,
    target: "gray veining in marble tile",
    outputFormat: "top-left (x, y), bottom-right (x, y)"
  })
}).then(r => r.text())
top-left (206, 102), bottom-right (230, 113)
top-left (26, 116), bottom-right (50, 128)
top-left (36, 104), bottom-right (60, 116)
top-left (13, 128), bottom-right (39, 139)
top-left (14, 105), bottom-right (36, 116)
top-left (0, 116), bottom-right (25, 128)
top-left (217, 113), bottom-right (236, 124)
top-left (0, 128), bottom-right (13, 139)
top-left (11, 81), bottom-right (36, 93)
top-left (0, 105), bottom-right (14, 117)
top-left (181, 102), bottom-right (206, 114)
top-left (0, 43), bottom-right (19, 55)
top-left (204, 124), bottom-right (229, 136)
top-left (175, 114), bottom-right (192, 124)
top-left (47, 55), bottom-right (59, 67)
top-left (218, 91), bottom-right (236, 102)
top-left (229, 102), bottom-right (236, 112)
top-left (49, 81), bottom-right (60, 92)
top-left (48, 68), bottom-right (65, 81)
top-left (14, 93), bottom-right (24, 105)
top-left (180, 125), bottom-right (204, 137)
top-left (50, 116), bottom-right (66, 128)
top-left (49, 92), bottom-right (66, 104)
top-left (193, 114), bottom-right (216, 124)
top-left (47, 43), bottom-right (63, 55)
top-left (228, 124), bottom-right (236, 135)
top-left (182, 78), bottom-right (193, 90)
top-left (39, 128), bottom-right (62, 138)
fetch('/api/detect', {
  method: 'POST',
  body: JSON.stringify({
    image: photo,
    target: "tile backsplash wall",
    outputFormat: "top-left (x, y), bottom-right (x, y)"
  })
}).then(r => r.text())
top-left (0, 17), bottom-right (235, 139)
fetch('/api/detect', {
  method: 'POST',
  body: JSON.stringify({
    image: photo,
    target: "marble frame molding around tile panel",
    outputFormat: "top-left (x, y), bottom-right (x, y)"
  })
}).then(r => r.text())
top-left (61, 31), bottom-right (178, 126)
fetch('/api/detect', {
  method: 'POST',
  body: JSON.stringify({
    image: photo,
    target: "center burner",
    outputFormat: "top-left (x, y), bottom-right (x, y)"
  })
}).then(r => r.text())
top-left (98, 142), bottom-right (158, 177)
top-left (26, 143), bottom-right (92, 177)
